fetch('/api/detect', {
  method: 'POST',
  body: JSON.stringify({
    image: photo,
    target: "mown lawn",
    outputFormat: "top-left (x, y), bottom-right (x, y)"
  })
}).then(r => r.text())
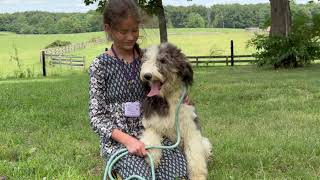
top-left (0, 65), bottom-right (319, 179)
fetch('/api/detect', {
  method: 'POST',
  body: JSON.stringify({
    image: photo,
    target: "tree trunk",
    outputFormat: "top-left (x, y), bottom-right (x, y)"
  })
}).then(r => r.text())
top-left (155, 0), bottom-right (168, 43)
top-left (270, 0), bottom-right (292, 37)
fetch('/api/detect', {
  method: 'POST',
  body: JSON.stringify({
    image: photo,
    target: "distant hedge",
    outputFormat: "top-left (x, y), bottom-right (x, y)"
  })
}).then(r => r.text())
top-left (45, 40), bottom-right (72, 49)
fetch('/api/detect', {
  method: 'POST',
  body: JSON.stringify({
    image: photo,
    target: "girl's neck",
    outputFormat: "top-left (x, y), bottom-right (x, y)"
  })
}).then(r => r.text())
top-left (112, 44), bottom-right (135, 63)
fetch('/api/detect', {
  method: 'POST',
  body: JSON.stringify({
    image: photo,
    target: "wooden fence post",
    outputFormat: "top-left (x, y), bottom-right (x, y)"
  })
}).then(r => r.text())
top-left (83, 56), bottom-right (86, 71)
top-left (41, 51), bottom-right (46, 77)
top-left (231, 40), bottom-right (234, 66)
top-left (196, 57), bottom-right (199, 67)
top-left (70, 56), bottom-right (72, 69)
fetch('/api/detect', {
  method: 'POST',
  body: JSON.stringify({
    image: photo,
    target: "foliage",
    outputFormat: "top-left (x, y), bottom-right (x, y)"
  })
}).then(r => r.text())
top-left (248, 10), bottom-right (320, 68)
top-left (45, 40), bottom-right (72, 49)
top-left (185, 13), bottom-right (205, 28)
top-left (0, 11), bottom-right (103, 34)
top-left (84, 0), bottom-right (161, 16)
top-left (10, 44), bottom-right (22, 72)
top-left (9, 45), bottom-right (36, 78)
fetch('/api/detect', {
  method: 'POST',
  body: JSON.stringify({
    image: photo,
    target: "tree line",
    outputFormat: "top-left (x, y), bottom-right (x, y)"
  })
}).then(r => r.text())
top-left (165, 4), bottom-right (271, 29)
top-left (0, 3), bottom-right (319, 34)
top-left (0, 10), bottom-right (102, 34)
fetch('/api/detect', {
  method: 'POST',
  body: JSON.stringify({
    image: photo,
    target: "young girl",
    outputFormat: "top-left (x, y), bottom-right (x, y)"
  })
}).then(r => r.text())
top-left (88, 0), bottom-right (189, 179)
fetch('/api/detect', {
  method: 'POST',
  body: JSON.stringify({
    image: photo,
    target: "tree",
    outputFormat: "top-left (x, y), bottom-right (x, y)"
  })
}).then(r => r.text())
top-left (185, 13), bottom-right (205, 28)
top-left (270, 0), bottom-right (292, 37)
top-left (56, 17), bottom-right (75, 34)
top-left (84, 0), bottom-right (168, 42)
top-left (249, 8), bottom-right (320, 68)
top-left (86, 11), bottom-right (104, 32)
top-left (249, 1), bottom-right (320, 68)
top-left (166, 6), bottom-right (188, 28)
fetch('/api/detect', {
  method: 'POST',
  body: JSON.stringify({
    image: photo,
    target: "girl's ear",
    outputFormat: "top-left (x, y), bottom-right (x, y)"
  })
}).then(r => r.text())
top-left (104, 24), bottom-right (111, 33)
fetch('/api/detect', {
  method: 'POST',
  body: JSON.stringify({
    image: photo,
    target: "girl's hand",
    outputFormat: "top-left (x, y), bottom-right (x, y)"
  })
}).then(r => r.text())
top-left (124, 136), bottom-right (148, 157)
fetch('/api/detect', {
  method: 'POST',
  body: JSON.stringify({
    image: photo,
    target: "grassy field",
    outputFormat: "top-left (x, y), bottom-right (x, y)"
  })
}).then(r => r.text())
top-left (0, 31), bottom-right (105, 78)
top-left (1, 65), bottom-right (319, 179)
top-left (0, 28), bottom-right (256, 77)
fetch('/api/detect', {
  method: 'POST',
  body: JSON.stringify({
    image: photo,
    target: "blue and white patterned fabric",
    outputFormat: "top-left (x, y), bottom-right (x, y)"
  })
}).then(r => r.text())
top-left (89, 53), bottom-right (188, 179)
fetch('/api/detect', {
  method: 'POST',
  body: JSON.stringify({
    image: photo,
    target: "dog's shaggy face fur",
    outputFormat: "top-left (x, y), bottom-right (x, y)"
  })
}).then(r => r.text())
top-left (140, 43), bottom-right (193, 97)
top-left (139, 42), bottom-right (212, 180)
top-left (140, 43), bottom-right (193, 118)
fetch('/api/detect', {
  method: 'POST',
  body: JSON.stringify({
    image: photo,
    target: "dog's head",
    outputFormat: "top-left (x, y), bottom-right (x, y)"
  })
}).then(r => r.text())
top-left (140, 42), bottom-right (193, 97)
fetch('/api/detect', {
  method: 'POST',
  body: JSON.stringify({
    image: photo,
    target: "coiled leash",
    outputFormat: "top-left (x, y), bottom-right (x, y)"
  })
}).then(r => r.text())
top-left (103, 85), bottom-right (187, 180)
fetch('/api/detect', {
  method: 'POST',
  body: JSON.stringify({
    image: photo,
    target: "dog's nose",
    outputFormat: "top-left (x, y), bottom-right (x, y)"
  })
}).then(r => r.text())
top-left (143, 73), bottom-right (152, 81)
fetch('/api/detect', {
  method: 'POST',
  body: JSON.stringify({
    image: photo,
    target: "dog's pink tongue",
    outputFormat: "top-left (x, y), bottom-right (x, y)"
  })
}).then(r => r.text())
top-left (147, 81), bottom-right (161, 97)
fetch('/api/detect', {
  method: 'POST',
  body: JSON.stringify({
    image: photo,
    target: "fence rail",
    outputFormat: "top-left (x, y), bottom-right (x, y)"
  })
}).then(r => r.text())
top-left (187, 40), bottom-right (256, 67)
top-left (42, 37), bottom-right (105, 55)
top-left (187, 55), bottom-right (256, 66)
top-left (49, 55), bottom-right (85, 68)
top-left (40, 51), bottom-right (86, 76)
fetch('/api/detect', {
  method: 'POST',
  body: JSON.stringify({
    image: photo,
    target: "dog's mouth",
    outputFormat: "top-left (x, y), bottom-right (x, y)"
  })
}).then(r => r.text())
top-left (147, 81), bottom-right (163, 97)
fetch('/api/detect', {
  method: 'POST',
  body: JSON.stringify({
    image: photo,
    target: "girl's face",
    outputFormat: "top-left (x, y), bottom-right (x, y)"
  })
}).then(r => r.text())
top-left (105, 15), bottom-right (139, 51)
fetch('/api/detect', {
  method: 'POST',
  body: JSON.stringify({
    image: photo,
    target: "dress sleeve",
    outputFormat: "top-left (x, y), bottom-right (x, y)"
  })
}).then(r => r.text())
top-left (88, 58), bottom-right (117, 139)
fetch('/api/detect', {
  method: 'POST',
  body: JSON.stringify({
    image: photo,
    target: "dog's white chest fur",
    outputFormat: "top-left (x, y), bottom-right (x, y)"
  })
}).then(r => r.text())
top-left (142, 103), bottom-right (197, 141)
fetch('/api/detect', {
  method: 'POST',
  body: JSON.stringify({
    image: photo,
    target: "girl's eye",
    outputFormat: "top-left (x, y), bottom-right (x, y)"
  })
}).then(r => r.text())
top-left (118, 29), bottom-right (138, 35)
top-left (119, 30), bottom-right (128, 34)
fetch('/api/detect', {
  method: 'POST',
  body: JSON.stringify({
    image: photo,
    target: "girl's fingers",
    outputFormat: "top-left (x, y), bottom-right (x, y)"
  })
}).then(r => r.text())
top-left (141, 148), bottom-right (147, 156)
top-left (138, 151), bottom-right (143, 157)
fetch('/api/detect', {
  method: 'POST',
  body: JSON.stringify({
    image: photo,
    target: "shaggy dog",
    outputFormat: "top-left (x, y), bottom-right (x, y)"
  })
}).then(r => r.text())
top-left (139, 42), bottom-right (212, 180)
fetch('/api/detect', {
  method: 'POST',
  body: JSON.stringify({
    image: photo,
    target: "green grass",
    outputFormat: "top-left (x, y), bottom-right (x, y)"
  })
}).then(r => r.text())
top-left (0, 31), bottom-right (105, 77)
top-left (193, 65), bottom-right (320, 179)
top-left (0, 28), bottom-right (256, 77)
top-left (1, 65), bottom-right (319, 179)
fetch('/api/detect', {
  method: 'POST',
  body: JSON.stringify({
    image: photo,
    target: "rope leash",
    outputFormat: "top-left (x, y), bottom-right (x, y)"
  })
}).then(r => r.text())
top-left (103, 85), bottom-right (187, 180)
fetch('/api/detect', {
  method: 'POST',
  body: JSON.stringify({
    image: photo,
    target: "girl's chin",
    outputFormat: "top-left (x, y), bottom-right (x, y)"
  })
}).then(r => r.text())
top-left (123, 44), bottom-right (135, 50)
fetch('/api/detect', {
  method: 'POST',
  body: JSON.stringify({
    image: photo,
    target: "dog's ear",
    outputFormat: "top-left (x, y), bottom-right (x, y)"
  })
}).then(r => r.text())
top-left (165, 43), bottom-right (193, 86)
top-left (160, 42), bottom-right (193, 86)
top-left (178, 58), bottom-right (193, 86)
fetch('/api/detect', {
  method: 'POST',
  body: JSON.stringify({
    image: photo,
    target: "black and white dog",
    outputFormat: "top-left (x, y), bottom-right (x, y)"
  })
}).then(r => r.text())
top-left (139, 42), bottom-right (212, 180)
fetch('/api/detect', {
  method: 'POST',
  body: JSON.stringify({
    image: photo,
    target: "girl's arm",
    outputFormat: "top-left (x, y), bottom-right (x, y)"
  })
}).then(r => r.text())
top-left (89, 58), bottom-right (117, 142)
top-left (111, 129), bottom-right (147, 157)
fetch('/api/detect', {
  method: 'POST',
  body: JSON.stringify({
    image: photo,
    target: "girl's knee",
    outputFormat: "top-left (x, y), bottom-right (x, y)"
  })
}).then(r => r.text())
top-left (115, 154), bottom-right (152, 179)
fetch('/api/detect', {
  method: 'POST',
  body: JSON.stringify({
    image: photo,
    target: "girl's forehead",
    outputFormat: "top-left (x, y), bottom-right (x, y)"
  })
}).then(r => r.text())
top-left (115, 16), bottom-right (139, 29)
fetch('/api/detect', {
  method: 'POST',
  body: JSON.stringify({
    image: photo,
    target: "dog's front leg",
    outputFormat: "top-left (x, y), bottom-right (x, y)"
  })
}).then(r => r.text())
top-left (140, 128), bottom-right (162, 167)
top-left (184, 133), bottom-right (208, 180)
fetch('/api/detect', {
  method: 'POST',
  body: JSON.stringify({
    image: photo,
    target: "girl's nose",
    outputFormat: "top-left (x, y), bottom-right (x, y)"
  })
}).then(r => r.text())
top-left (127, 32), bottom-right (136, 40)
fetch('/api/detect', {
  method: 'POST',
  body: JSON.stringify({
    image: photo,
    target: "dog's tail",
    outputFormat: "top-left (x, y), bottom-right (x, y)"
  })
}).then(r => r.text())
top-left (202, 137), bottom-right (213, 160)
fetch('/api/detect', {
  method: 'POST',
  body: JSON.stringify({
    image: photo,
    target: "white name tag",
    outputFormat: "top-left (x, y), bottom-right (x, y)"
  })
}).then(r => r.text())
top-left (122, 102), bottom-right (141, 117)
